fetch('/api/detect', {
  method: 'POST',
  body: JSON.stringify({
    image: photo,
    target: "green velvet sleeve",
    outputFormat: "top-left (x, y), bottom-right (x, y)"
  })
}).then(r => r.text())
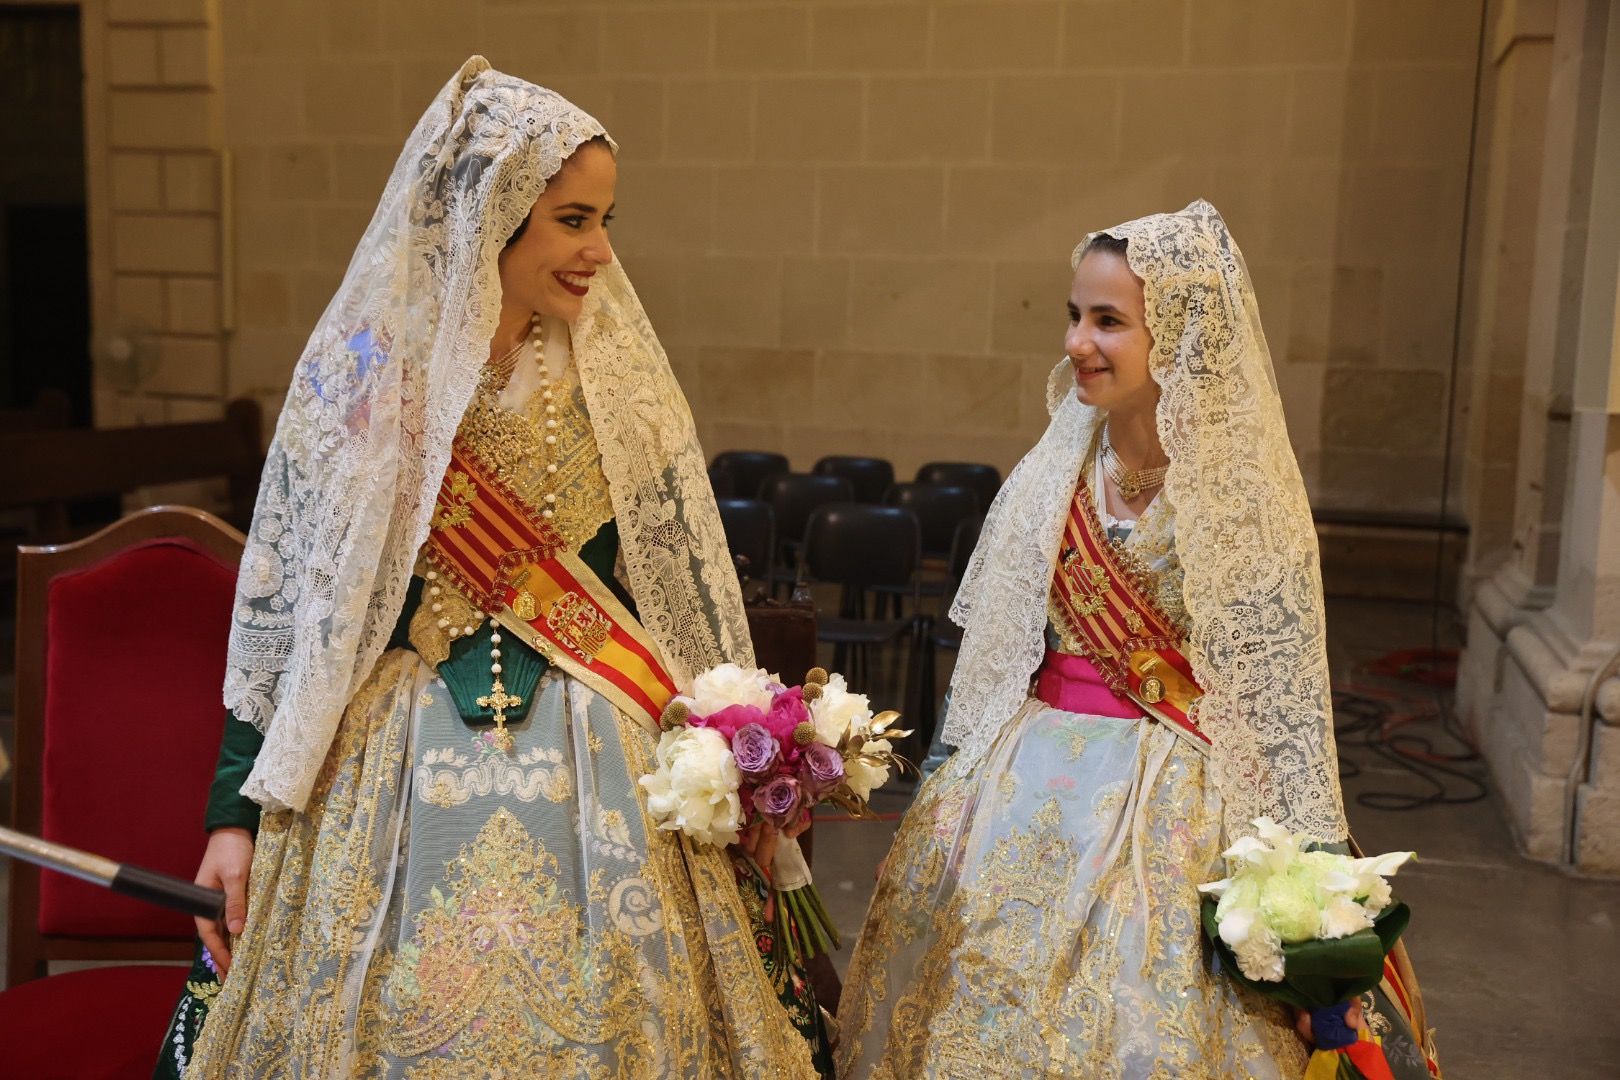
top-left (203, 712), bottom-right (265, 835)
top-left (203, 521), bottom-right (635, 827)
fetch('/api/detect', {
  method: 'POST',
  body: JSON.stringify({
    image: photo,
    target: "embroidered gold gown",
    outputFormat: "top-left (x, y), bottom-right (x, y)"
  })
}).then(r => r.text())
top-left (182, 339), bottom-right (821, 1079)
top-left (835, 457), bottom-right (1434, 1080)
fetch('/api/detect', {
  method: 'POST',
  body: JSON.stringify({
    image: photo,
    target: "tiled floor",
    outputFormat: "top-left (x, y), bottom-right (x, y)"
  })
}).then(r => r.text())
top-left (4, 597), bottom-right (1619, 1078)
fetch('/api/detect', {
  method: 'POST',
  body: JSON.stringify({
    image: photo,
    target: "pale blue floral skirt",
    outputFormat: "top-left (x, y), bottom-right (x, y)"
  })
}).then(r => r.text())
top-left (837, 700), bottom-right (1431, 1080)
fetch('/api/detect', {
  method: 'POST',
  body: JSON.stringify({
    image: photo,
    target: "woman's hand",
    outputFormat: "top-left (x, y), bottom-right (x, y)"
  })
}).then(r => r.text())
top-left (738, 811), bottom-right (811, 877)
top-left (1294, 1000), bottom-right (1366, 1044)
top-left (194, 827), bottom-right (253, 977)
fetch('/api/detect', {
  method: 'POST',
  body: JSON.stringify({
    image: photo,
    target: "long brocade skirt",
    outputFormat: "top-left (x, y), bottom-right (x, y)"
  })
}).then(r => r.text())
top-left (835, 700), bottom-right (1434, 1080)
top-left (179, 648), bottom-right (821, 1079)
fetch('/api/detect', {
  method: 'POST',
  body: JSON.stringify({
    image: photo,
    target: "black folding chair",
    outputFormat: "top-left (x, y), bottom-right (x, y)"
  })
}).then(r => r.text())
top-left (916, 462), bottom-right (1001, 516)
top-left (798, 503), bottom-right (922, 701)
top-left (813, 455), bottom-right (895, 504)
top-left (760, 473), bottom-right (854, 597)
top-left (716, 497), bottom-right (775, 597)
top-left (878, 482), bottom-right (981, 613)
top-left (710, 450), bottom-right (790, 500)
top-left (708, 463), bottom-right (737, 499)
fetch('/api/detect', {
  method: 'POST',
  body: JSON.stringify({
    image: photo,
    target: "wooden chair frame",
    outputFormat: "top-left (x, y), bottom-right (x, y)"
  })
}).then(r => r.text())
top-left (6, 506), bottom-right (244, 989)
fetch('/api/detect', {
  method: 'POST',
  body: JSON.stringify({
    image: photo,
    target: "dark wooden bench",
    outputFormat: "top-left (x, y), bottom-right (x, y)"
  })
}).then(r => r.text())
top-left (0, 398), bottom-right (263, 540)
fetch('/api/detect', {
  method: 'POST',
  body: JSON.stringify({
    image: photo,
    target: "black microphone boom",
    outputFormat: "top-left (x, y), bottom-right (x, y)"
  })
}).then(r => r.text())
top-left (0, 824), bottom-right (225, 923)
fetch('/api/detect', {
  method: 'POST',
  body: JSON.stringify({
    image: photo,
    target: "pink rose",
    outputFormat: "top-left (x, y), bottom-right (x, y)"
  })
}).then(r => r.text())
top-left (764, 687), bottom-right (811, 762)
top-left (693, 703), bottom-right (767, 740)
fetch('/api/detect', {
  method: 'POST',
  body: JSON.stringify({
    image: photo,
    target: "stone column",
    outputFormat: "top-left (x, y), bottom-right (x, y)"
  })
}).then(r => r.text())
top-left (1458, 0), bottom-right (1620, 873)
top-left (1455, 0), bottom-right (1555, 611)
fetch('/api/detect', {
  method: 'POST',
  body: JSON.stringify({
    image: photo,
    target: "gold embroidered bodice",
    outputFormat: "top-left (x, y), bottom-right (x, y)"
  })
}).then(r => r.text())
top-left (410, 349), bottom-right (617, 666)
top-left (456, 354), bottom-right (617, 548)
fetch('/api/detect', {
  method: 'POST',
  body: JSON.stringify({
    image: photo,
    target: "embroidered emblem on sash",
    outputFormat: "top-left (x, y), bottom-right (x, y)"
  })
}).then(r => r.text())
top-left (547, 591), bottom-right (612, 660)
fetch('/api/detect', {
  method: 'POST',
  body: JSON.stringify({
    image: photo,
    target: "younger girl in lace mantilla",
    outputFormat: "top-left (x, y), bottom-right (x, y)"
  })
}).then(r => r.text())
top-left (836, 202), bottom-right (1440, 1080)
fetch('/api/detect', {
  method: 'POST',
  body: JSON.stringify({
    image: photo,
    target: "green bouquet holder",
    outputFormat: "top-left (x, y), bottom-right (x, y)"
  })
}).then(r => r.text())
top-left (1200, 898), bottom-right (1411, 1011)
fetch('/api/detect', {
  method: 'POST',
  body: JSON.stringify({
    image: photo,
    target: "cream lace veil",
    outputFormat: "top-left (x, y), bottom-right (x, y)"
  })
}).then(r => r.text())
top-left (228, 57), bottom-right (752, 811)
top-left (943, 200), bottom-right (1348, 842)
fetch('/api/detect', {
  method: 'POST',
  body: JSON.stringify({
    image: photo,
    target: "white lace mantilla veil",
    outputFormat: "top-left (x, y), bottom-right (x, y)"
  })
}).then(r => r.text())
top-left (942, 199), bottom-right (1349, 843)
top-left (227, 56), bottom-right (753, 812)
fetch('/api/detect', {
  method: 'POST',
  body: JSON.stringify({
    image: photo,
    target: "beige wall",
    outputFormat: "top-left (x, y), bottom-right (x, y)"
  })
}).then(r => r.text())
top-left (93, 0), bottom-right (1485, 516)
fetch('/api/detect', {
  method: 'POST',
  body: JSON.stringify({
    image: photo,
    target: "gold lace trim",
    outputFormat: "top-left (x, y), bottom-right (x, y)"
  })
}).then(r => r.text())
top-left (376, 808), bottom-right (653, 1059)
top-left (836, 732), bottom-right (1306, 1077)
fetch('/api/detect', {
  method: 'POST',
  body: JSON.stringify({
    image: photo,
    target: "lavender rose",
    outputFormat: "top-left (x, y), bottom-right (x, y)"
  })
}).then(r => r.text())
top-left (752, 775), bottom-right (802, 827)
top-left (731, 722), bottom-right (780, 780)
top-left (799, 741), bottom-right (845, 796)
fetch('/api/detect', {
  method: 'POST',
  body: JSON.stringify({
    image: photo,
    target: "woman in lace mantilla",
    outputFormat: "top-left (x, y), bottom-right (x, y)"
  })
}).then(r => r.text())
top-left (154, 58), bottom-right (827, 1080)
top-left (835, 203), bottom-right (1439, 1079)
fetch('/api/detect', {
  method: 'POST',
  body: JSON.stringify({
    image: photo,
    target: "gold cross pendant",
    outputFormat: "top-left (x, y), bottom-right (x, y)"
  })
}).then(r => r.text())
top-left (476, 678), bottom-right (523, 753)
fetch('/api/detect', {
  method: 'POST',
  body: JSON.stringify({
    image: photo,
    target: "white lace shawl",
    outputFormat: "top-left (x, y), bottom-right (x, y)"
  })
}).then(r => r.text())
top-left (943, 200), bottom-right (1348, 843)
top-left (227, 57), bottom-right (751, 811)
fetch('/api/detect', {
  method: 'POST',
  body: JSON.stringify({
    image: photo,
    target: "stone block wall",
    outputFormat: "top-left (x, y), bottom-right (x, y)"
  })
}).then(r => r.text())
top-left (86, 1), bottom-right (1486, 517)
top-left (211, 0), bottom-right (1483, 511)
top-left (91, 0), bottom-right (227, 427)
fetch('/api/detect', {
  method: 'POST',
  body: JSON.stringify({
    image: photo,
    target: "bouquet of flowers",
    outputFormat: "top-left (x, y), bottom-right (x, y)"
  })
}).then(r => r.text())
top-left (1199, 818), bottom-right (1415, 1080)
top-left (639, 663), bottom-right (911, 964)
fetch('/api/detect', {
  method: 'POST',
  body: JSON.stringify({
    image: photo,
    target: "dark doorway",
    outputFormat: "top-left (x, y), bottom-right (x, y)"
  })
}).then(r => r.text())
top-left (0, 5), bottom-right (90, 426)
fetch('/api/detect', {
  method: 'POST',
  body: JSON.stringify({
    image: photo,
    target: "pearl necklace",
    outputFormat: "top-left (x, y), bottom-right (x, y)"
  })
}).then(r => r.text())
top-left (1101, 424), bottom-right (1169, 501)
top-left (532, 311), bottom-right (562, 523)
top-left (426, 312), bottom-right (573, 753)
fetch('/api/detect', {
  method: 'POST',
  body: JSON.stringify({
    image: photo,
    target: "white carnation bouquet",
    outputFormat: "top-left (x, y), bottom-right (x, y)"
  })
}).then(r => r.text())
top-left (1198, 817), bottom-right (1416, 1078)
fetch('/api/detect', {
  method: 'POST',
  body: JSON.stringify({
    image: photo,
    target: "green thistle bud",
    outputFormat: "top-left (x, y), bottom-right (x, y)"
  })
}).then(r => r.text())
top-left (660, 700), bottom-right (690, 730)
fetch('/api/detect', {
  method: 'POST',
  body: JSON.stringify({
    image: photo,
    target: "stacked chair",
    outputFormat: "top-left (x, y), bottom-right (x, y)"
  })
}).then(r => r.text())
top-left (812, 456), bottom-right (895, 504)
top-left (708, 451), bottom-right (999, 754)
top-left (709, 450), bottom-right (789, 501)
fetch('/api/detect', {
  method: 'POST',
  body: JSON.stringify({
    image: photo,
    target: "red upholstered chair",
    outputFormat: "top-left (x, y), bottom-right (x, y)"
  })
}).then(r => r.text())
top-left (2, 506), bottom-right (244, 1079)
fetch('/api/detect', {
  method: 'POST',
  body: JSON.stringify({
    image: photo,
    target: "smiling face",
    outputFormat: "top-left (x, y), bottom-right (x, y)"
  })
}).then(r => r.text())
top-left (1064, 242), bottom-right (1157, 415)
top-left (498, 139), bottom-right (617, 322)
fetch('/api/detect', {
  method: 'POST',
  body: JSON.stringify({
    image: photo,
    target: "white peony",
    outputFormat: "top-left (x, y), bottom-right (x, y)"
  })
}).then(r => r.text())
top-left (810, 672), bottom-right (874, 746)
top-left (685, 663), bottom-right (777, 717)
top-left (638, 725), bottom-right (743, 847)
top-left (843, 738), bottom-right (893, 800)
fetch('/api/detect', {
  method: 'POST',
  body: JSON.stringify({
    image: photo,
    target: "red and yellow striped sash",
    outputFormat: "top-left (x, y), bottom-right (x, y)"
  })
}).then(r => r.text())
top-left (1048, 476), bottom-right (1209, 748)
top-left (425, 440), bottom-right (677, 733)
